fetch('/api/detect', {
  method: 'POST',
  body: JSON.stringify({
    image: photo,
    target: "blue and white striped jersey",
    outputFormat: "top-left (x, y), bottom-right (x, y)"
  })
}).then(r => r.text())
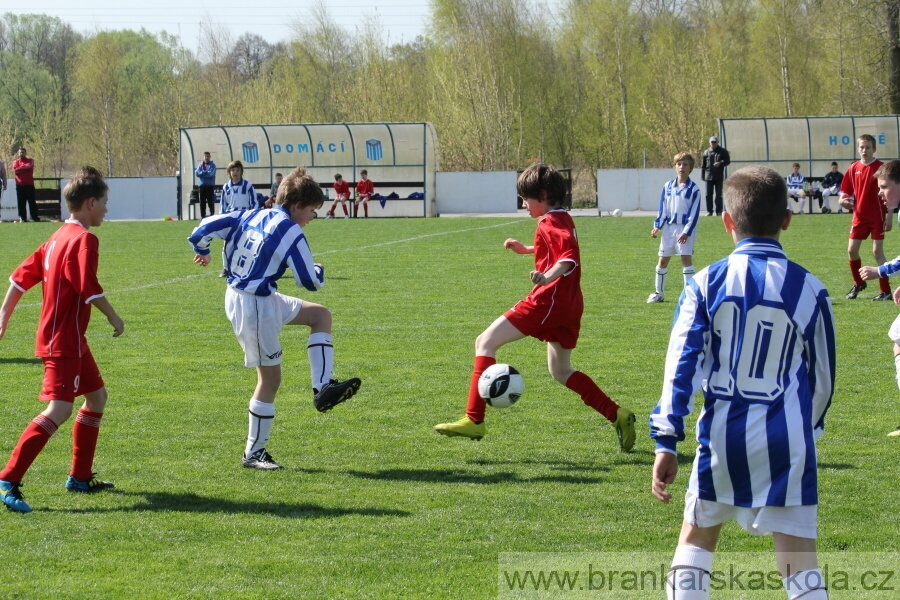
top-left (221, 178), bottom-right (260, 213)
top-left (188, 207), bottom-right (324, 296)
top-left (650, 238), bottom-right (835, 507)
top-left (786, 173), bottom-right (805, 189)
top-left (653, 178), bottom-right (701, 236)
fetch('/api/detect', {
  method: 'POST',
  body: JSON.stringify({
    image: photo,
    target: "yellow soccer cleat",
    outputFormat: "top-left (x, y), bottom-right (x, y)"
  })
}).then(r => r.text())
top-left (615, 407), bottom-right (637, 452)
top-left (434, 416), bottom-right (486, 441)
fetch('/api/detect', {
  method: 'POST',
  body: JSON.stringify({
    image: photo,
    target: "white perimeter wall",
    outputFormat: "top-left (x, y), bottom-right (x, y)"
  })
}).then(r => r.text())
top-left (436, 171), bottom-right (519, 214)
top-left (1, 177), bottom-right (177, 221)
top-left (598, 169), bottom-right (706, 213)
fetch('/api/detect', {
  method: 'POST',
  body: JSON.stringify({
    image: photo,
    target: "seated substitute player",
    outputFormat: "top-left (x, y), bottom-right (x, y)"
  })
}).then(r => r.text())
top-left (786, 162), bottom-right (807, 214)
top-left (188, 166), bottom-right (362, 470)
top-left (327, 173), bottom-right (351, 218)
top-left (354, 170), bottom-right (374, 218)
top-left (434, 164), bottom-right (637, 451)
top-left (0, 166), bottom-right (125, 513)
top-left (650, 166), bottom-right (836, 600)
top-left (841, 134), bottom-right (891, 300)
top-left (858, 160), bottom-right (900, 436)
top-left (647, 151), bottom-right (700, 303)
top-left (819, 161), bottom-right (843, 214)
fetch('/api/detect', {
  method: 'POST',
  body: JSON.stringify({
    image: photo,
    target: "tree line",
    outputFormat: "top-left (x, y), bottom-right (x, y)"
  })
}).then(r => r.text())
top-left (0, 0), bottom-right (895, 195)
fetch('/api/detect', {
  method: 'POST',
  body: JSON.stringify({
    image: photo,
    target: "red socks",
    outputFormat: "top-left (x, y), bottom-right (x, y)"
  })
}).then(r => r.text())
top-left (71, 409), bottom-right (103, 481)
top-left (850, 258), bottom-right (863, 286)
top-left (465, 356), bottom-right (496, 423)
top-left (566, 371), bottom-right (619, 422)
top-left (0, 414), bottom-right (58, 483)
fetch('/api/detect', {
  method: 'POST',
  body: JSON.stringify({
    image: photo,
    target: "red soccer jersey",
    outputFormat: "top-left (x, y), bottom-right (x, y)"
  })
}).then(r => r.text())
top-left (334, 179), bottom-right (350, 198)
top-left (357, 178), bottom-right (374, 197)
top-left (12, 157), bottom-right (34, 186)
top-left (523, 209), bottom-right (583, 318)
top-left (11, 221), bottom-right (104, 357)
top-left (841, 159), bottom-right (884, 223)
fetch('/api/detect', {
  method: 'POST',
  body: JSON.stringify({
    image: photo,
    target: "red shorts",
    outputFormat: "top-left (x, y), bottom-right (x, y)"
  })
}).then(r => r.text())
top-left (504, 302), bottom-right (581, 350)
top-left (850, 215), bottom-right (886, 241)
top-left (39, 351), bottom-right (104, 402)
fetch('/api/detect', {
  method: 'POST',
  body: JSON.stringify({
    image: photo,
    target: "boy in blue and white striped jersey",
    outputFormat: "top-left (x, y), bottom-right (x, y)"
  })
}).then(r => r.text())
top-left (786, 163), bottom-right (807, 214)
top-left (221, 160), bottom-right (261, 213)
top-left (189, 166), bottom-right (361, 470)
top-left (647, 152), bottom-right (701, 303)
top-left (650, 166), bottom-right (835, 600)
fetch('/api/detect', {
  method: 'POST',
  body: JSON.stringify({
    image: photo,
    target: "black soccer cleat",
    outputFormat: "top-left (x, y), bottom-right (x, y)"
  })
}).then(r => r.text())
top-left (846, 283), bottom-right (867, 300)
top-left (313, 378), bottom-right (362, 412)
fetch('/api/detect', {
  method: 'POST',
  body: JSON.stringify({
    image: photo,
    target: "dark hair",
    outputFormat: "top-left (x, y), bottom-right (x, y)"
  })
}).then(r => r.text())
top-left (360, 169), bottom-right (368, 176)
top-left (277, 166), bottom-right (324, 209)
top-left (724, 166), bottom-right (787, 237)
top-left (63, 166), bottom-right (108, 212)
top-left (227, 160), bottom-right (244, 172)
top-left (334, 174), bottom-right (342, 181)
top-left (517, 163), bottom-right (567, 208)
top-left (831, 162), bottom-right (838, 167)
top-left (875, 160), bottom-right (900, 184)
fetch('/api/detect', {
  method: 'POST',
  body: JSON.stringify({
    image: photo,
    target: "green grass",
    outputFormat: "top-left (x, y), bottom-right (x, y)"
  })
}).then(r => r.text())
top-left (0, 214), bottom-right (898, 598)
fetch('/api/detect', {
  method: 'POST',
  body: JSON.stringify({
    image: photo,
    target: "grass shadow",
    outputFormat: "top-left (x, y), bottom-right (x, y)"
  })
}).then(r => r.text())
top-left (0, 357), bottom-right (42, 365)
top-left (347, 468), bottom-right (605, 485)
top-left (48, 491), bottom-right (410, 518)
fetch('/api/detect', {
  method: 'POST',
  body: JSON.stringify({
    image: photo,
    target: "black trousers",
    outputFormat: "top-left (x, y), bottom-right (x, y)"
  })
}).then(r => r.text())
top-left (198, 185), bottom-right (215, 218)
top-left (705, 179), bottom-right (723, 215)
top-left (16, 185), bottom-right (38, 221)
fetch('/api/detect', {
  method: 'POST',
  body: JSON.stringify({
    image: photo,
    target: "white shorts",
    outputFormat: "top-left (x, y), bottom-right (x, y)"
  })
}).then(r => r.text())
top-left (788, 188), bottom-right (804, 199)
top-left (658, 225), bottom-right (695, 257)
top-left (684, 490), bottom-right (818, 539)
top-left (225, 287), bottom-right (303, 367)
top-left (888, 313), bottom-right (900, 345)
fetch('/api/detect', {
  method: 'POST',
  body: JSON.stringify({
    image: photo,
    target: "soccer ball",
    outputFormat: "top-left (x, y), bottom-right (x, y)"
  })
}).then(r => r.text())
top-left (612, 208), bottom-right (622, 217)
top-left (478, 364), bottom-right (524, 408)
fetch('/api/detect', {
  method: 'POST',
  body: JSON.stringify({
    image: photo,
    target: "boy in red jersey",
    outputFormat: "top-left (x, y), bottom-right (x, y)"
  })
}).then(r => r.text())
top-left (0, 166), bottom-right (124, 513)
top-left (434, 164), bottom-right (636, 450)
top-left (841, 134), bottom-right (892, 300)
top-left (327, 173), bottom-right (351, 218)
top-left (354, 170), bottom-right (374, 218)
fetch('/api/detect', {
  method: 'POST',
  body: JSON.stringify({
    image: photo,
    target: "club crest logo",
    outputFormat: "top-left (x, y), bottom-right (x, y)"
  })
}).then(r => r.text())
top-left (242, 142), bottom-right (259, 164)
top-left (365, 139), bottom-right (383, 161)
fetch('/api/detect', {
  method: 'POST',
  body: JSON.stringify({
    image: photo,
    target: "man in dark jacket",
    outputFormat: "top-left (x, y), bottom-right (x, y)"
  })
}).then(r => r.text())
top-left (700, 136), bottom-right (730, 216)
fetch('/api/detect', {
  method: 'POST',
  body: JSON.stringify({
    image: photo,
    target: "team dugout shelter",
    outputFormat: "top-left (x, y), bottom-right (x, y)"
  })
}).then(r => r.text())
top-left (178, 123), bottom-right (439, 219)
top-left (720, 115), bottom-right (900, 180)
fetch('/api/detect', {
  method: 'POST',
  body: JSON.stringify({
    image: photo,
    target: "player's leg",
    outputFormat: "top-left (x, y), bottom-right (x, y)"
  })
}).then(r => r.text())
top-left (846, 237), bottom-right (866, 298)
top-left (773, 533), bottom-right (828, 599)
top-left (667, 521), bottom-right (720, 600)
top-left (434, 316), bottom-right (525, 439)
top-left (341, 199), bottom-right (349, 217)
top-left (327, 198), bottom-right (337, 218)
top-left (286, 300), bottom-right (360, 412)
top-left (67, 384), bottom-right (115, 491)
top-left (870, 237), bottom-right (892, 299)
top-left (240, 364), bottom-right (284, 470)
top-left (551, 343), bottom-right (635, 451)
top-left (361, 198), bottom-right (369, 217)
top-left (679, 235), bottom-right (696, 286)
top-left (649, 250), bottom-right (671, 303)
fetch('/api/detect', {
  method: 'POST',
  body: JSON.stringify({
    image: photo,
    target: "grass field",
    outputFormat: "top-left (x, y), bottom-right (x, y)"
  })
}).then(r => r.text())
top-left (0, 213), bottom-right (898, 599)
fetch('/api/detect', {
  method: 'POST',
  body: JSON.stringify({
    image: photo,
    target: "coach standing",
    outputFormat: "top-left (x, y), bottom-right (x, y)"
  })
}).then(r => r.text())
top-left (700, 136), bottom-right (730, 216)
top-left (195, 151), bottom-right (217, 218)
top-left (12, 147), bottom-right (39, 222)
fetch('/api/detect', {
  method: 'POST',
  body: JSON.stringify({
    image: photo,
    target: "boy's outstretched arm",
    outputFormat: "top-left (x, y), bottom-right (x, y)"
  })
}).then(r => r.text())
top-left (504, 238), bottom-right (534, 254)
top-left (0, 284), bottom-right (25, 340)
top-left (89, 296), bottom-right (125, 337)
top-left (652, 451), bottom-right (678, 503)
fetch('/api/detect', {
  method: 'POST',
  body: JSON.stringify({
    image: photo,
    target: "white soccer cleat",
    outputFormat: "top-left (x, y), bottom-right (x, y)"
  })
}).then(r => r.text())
top-left (646, 293), bottom-right (664, 303)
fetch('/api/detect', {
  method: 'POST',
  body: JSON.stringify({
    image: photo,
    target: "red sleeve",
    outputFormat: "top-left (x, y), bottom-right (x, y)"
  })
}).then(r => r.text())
top-left (66, 234), bottom-right (104, 301)
top-left (839, 165), bottom-right (855, 197)
top-left (11, 247), bottom-right (45, 292)
top-left (543, 215), bottom-right (578, 263)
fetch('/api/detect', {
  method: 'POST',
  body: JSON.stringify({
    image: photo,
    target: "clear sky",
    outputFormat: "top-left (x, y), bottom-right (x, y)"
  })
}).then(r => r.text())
top-left (4, 1), bottom-right (432, 53)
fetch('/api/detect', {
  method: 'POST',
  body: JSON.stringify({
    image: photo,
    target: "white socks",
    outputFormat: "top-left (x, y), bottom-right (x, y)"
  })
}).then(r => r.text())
top-left (894, 354), bottom-right (900, 391)
top-left (683, 266), bottom-right (695, 287)
top-left (308, 331), bottom-right (334, 392)
top-left (656, 267), bottom-right (668, 295)
top-left (245, 399), bottom-right (275, 457)
top-left (667, 545), bottom-right (713, 600)
top-left (783, 568), bottom-right (828, 599)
